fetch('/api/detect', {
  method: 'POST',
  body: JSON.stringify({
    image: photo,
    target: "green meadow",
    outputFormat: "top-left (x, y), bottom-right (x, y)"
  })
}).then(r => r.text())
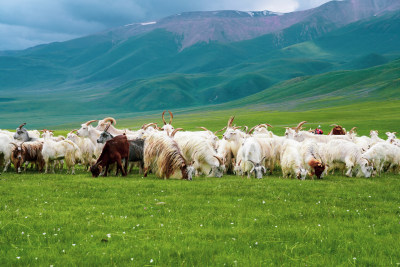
top-left (1, 170), bottom-right (399, 266)
top-left (1, 103), bottom-right (400, 266)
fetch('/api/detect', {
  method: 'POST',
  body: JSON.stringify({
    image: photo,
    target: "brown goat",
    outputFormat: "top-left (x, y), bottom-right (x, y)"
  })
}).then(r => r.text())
top-left (11, 141), bottom-right (44, 173)
top-left (90, 135), bottom-right (129, 177)
top-left (329, 125), bottom-right (346, 135)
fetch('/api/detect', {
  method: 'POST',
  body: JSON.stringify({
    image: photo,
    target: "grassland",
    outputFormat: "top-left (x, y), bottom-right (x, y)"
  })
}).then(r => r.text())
top-left (1, 168), bottom-right (399, 266)
top-left (1, 103), bottom-right (400, 265)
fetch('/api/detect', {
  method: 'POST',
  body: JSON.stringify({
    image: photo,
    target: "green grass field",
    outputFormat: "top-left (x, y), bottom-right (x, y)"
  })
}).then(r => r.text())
top-left (1, 97), bottom-right (400, 266)
top-left (1, 168), bottom-right (399, 266)
top-left (2, 104), bottom-right (400, 265)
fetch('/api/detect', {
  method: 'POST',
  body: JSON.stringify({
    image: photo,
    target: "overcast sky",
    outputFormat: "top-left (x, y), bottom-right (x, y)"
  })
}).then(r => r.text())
top-left (0, 0), bottom-right (332, 51)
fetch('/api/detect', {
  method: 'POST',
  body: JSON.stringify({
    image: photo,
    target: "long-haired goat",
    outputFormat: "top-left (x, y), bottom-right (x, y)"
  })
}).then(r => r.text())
top-left (11, 141), bottom-right (44, 173)
top-left (143, 132), bottom-right (195, 180)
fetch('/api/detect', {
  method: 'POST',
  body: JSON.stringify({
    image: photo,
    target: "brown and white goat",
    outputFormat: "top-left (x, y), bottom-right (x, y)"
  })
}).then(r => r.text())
top-left (11, 141), bottom-right (45, 173)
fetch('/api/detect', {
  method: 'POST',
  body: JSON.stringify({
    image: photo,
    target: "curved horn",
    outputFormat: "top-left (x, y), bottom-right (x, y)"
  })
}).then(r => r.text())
top-left (233, 126), bottom-right (242, 130)
top-left (18, 123), bottom-right (26, 129)
top-left (259, 123), bottom-right (273, 129)
top-left (363, 157), bottom-right (372, 165)
top-left (214, 126), bottom-right (227, 135)
top-left (10, 142), bottom-right (18, 148)
top-left (103, 117), bottom-right (116, 125)
top-left (162, 111), bottom-right (167, 125)
top-left (227, 116), bottom-right (235, 128)
top-left (69, 129), bottom-right (78, 134)
top-left (248, 125), bottom-right (258, 135)
top-left (243, 126), bottom-right (248, 134)
top-left (213, 155), bottom-right (223, 166)
top-left (168, 111), bottom-right (173, 125)
top-left (349, 127), bottom-right (357, 134)
top-left (248, 159), bottom-right (256, 166)
top-left (198, 127), bottom-right (210, 132)
top-left (143, 123), bottom-right (157, 130)
top-left (85, 120), bottom-right (98, 126)
top-left (94, 160), bottom-right (102, 167)
top-left (171, 128), bottom-right (183, 137)
top-left (295, 121), bottom-right (307, 133)
top-left (104, 122), bottom-right (111, 132)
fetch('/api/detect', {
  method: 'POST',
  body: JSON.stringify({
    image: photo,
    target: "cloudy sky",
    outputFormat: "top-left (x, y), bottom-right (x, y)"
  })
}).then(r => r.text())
top-left (0, 0), bottom-right (332, 51)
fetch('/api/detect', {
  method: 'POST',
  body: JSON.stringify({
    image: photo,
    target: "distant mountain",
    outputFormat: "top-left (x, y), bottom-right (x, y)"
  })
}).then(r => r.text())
top-left (0, 0), bottom-right (400, 128)
top-left (96, 0), bottom-right (400, 49)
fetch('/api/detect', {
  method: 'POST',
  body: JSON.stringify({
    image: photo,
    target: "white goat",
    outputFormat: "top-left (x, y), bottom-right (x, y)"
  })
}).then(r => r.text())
top-left (386, 132), bottom-right (400, 147)
top-left (67, 130), bottom-right (96, 169)
top-left (0, 133), bottom-right (13, 172)
top-left (174, 134), bottom-right (225, 177)
top-left (238, 137), bottom-right (267, 179)
top-left (280, 139), bottom-right (308, 180)
top-left (42, 131), bottom-right (81, 174)
top-left (363, 142), bottom-right (400, 175)
top-left (321, 140), bottom-right (373, 177)
top-left (76, 120), bottom-right (103, 157)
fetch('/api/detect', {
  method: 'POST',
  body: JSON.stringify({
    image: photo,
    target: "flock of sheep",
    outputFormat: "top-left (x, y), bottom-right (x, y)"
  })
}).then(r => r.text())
top-left (0, 111), bottom-right (399, 180)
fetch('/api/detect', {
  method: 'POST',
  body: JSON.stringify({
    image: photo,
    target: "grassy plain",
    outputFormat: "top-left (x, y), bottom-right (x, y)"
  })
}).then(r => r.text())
top-left (1, 169), bottom-right (400, 266)
top-left (1, 94), bottom-right (400, 266)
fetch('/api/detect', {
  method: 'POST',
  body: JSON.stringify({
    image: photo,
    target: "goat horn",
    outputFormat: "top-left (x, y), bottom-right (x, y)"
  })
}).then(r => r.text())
top-left (94, 160), bottom-right (102, 167)
top-left (104, 122), bottom-right (111, 132)
top-left (214, 126), bottom-right (227, 135)
top-left (171, 128), bottom-right (183, 137)
top-left (295, 121), bottom-right (307, 132)
top-left (213, 155), bottom-right (223, 166)
top-left (162, 111), bottom-right (167, 125)
top-left (247, 159), bottom-right (256, 166)
top-left (18, 123), bottom-right (26, 129)
top-left (227, 116), bottom-right (235, 128)
top-left (168, 111), bottom-right (173, 125)
top-left (233, 126), bottom-right (242, 130)
top-left (248, 125), bottom-right (258, 135)
top-left (69, 129), bottom-right (78, 134)
top-left (85, 120), bottom-right (98, 126)
top-left (143, 123), bottom-right (157, 130)
top-left (10, 142), bottom-right (18, 148)
top-left (103, 117), bottom-right (116, 125)
top-left (349, 127), bottom-right (357, 134)
top-left (243, 126), bottom-right (248, 134)
top-left (198, 127), bottom-right (210, 132)
top-left (260, 123), bottom-right (273, 128)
